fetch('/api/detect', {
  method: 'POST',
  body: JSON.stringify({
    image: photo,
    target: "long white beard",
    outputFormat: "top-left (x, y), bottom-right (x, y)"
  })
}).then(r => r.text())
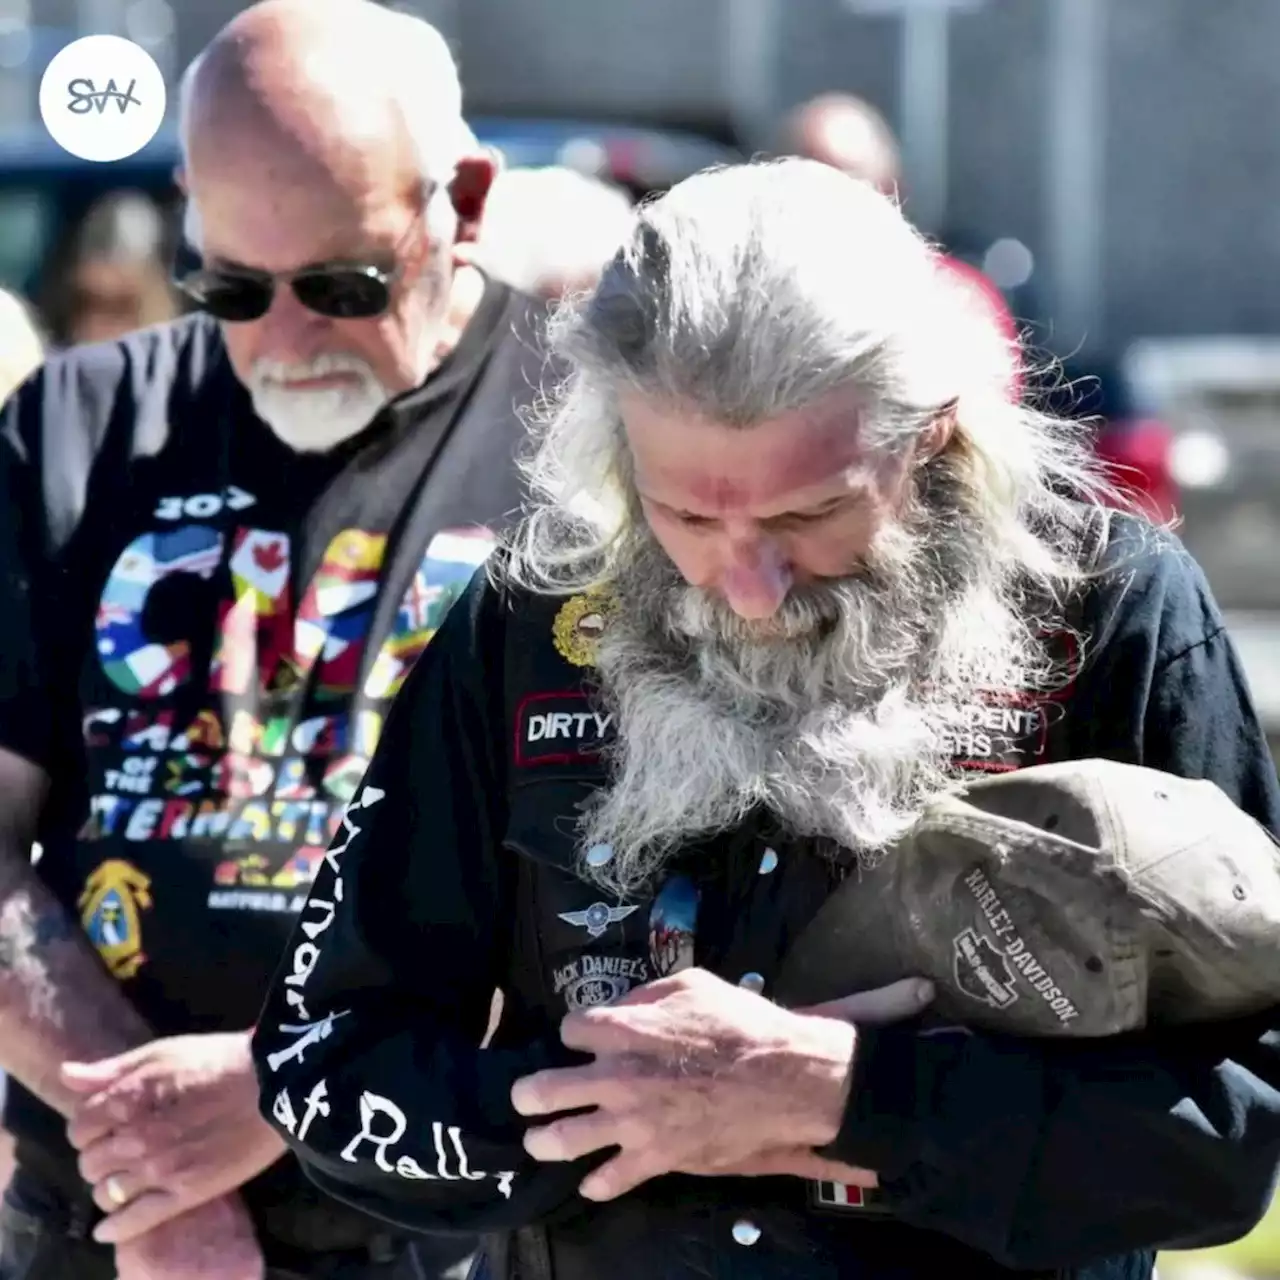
top-left (578, 476), bottom-right (1057, 897)
top-left (247, 353), bottom-right (392, 453)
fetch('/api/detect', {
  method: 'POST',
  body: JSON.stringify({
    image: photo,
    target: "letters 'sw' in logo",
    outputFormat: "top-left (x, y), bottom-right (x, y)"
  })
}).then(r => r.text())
top-left (66, 76), bottom-right (142, 114)
top-left (39, 35), bottom-right (166, 162)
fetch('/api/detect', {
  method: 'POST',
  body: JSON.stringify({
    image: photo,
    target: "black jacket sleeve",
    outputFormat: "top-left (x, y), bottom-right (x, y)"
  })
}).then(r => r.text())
top-left (251, 570), bottom-right (590, 1234)
top-left (818, 530), bottom-right (1280, 1268)
top-left (0, 372), bottom-right (86, 785)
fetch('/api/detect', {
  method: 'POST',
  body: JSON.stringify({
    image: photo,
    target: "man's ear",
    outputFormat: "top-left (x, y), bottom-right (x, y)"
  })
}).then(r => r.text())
top-left (918, 399), bottom-right (958, 463)
top-left (449, 152), bottom-right (498, 246)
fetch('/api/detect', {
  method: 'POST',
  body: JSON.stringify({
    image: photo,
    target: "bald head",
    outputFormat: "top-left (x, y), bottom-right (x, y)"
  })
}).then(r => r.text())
top-left (179, 0), bottom-right (473, 209)
top-left (175, 0), bottom-right (495, 452)
top-left (783, 93), bottom-right (901, 196)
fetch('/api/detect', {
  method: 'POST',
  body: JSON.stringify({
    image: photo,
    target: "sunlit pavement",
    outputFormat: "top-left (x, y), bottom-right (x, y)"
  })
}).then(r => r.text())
top-left (1161, 1265), bottom-right (1257, 1280)
top-left (1161, 1205), bottom-right (1280, 1280)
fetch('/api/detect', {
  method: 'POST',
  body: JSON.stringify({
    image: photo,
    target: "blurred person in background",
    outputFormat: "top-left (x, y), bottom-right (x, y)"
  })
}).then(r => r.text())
top-left (783, 92), bottom-right (1021, 391)
top-left (469, 166), bottom-right (634, 299)
top-left (0, 289), bottom-right (43, 400)
top-left (0, 0), bottom-right (549, 1276)
top-left (38, 191), bottom-right (180, 348)
top-left (783, 91), bottom-right (901, 195)
top-left (784, 96), bottom-right (1178, 528)
top-left (0, 283), bottom-right (42, 1190)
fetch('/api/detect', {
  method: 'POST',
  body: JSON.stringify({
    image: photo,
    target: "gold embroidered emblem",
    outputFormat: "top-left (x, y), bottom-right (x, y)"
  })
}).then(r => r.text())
top-left (552, 592), bottom-right (616, 667)
top-left (78, 860), bottom-right (153, 980)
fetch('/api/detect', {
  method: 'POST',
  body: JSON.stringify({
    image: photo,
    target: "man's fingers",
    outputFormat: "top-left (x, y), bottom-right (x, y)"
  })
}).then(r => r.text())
top-left (78, 1131), bottom-right (148, 1184)
top-left (67, 1091), bottom-right (147, 1150)
top-left (799, 978), bottom-right (934, 1025)
top-left (92, 1188), bottom-right (182, 1245)
top-left (558, 1008), bottom-right (646, 1055)
top-left (579, 1150), bottom-right (661, 1201)
top-left (65, 1110), bottom-right (116, 1151)
top-left (724, 1148), bottom-right (878, 1184)
top-left (70, 1085), bottom-right (225, 1154)
top-left (65, 1081), bottom-right (148, 1147)
top-left (511, 1061), bottom-right (626, 1117)
top-left (60, 1057), bottom-right (130, 1092)
top-left (524, 1113), bottom-right (619, 1164)
top-left (61, 1043), bottom-right (149, 1087)
top-left (89, 1170), bottom-right (135, 1217)
top-left (799, 1155), bottom-right (878, 1187)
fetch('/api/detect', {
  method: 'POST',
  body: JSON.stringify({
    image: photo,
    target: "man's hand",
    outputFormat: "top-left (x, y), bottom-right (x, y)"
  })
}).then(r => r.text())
top-left (114, 1194), bottom-right (264, 1280)
top-left (511, 969), bottom-right (932, 1202)
top-left (706, 1146), bottom-right (878, 1185)
top-left (60, 1031), bottom-right (287, 1244)
top-left (797, 977), bottom-right (935, 1026)
top-left (703, 978), bottom-right (937, 1185)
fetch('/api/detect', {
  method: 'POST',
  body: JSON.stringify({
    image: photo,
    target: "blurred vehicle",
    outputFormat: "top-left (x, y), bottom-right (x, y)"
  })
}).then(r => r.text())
top-left (1040, 354), bottom-right (1181, 527)
top-left (472, 116), bottom-right (741, 201)
top-left (0, 118), bottom-right (741, 302)
top-left (943, 235), bottom-right (1181, 531)
top-left (1121, 337), bottom-right (1280, 759)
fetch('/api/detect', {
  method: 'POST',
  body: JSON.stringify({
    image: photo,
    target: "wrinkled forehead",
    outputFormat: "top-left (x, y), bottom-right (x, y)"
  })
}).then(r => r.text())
top-left (620, 387), bottom-right (876, 514)
top-left (184, 107), bottom-right (418, 272)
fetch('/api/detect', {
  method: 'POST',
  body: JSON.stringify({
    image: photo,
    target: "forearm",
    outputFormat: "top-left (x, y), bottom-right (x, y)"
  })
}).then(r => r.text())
top-left (817, 1017), bottom-right (1280, 1267)
top-left (0, 850), bottom-right (151, 1115)
top-left (254, 1012), bottom-right (588, 1232)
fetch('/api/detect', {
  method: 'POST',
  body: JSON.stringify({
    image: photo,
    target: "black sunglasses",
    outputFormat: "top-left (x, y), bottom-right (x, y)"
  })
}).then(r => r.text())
top-left (173, 247), bottom-right (404, 322)
top-left (172, 198), bottom-right (429, 323)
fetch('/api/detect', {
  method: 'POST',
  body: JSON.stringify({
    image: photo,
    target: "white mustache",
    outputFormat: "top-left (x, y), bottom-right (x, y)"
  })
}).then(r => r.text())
top-left (252, 353), bottom-right (376, 385)
top-left (573, 495), bottom-right (1051, 898)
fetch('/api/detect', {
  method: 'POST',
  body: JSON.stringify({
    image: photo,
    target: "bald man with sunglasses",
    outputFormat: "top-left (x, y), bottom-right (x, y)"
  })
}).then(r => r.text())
top-left (0, 2), bottom-right (549, 1278)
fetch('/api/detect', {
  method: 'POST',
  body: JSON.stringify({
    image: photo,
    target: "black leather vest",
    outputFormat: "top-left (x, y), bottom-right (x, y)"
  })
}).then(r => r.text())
top-left (481, 582), bottom-right (1151, 1280)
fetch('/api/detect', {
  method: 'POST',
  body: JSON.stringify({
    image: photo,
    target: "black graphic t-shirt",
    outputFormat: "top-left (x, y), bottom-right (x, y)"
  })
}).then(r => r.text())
top-left (0, 281), bottom-right (547, 1208)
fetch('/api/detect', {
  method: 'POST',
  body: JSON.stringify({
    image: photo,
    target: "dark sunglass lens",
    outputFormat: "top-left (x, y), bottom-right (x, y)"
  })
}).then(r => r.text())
top-left (180, 272), bottom-right (273, 322)
top-left (293, 270), bottom-right (390, 319)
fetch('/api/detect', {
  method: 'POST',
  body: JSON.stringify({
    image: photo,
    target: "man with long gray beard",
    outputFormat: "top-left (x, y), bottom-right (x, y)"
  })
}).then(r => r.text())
top-left (252, 160), bottom-right (1280, 1280)
top-left (0, 1), bottom-right (546, 1276)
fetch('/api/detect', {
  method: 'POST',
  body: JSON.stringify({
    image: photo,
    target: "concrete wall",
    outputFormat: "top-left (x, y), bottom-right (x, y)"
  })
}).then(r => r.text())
top-left (452, 0), bottom-right (1280, 356)
top-left (32, 0), bottom-right (1280, 358)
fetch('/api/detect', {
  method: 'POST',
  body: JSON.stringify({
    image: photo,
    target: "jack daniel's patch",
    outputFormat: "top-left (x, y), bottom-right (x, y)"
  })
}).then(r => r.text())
top-left (515, 692), bottom-right (614, 767)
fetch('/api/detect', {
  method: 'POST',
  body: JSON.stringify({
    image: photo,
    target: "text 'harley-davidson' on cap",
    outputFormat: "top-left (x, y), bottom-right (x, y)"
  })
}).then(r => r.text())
top-left (774, 759), bottom-right (1280, 1036)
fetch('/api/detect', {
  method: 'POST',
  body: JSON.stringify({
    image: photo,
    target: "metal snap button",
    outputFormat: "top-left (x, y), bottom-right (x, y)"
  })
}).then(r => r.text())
top-left (584, 844), bottom-right (613, 868)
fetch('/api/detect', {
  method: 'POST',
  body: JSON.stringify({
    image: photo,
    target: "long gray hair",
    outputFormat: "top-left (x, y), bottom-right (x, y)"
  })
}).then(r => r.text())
top-left (503, 159), bottom-right (1127, 895)
top-left (508, 158), bottom-right (1115, 598)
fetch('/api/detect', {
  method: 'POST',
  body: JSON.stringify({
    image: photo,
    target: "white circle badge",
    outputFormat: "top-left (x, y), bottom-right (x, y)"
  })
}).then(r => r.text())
top-left (39, 35), bottom-right (166, 163)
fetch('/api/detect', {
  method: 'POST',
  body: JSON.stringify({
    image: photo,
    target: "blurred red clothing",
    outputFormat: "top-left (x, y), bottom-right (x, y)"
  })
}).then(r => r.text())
top-left (937, 253), bottom-right (1022, 399)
